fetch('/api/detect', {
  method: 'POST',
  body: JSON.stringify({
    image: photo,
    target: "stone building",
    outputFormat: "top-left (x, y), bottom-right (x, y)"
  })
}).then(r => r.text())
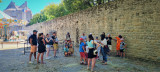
top-left (3, 1), bottom-right (32, 22)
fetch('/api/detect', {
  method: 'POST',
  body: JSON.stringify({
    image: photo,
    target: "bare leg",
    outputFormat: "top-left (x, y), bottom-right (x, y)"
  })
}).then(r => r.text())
top-left (37, 53), bottom-right (40, 63)
top-left (87, 58), bottom-right (91, 69)
top-left (34, 52), bottom-right (36, 59)
top-left (29, 52), bottom-right (33, 61)
top-left (120, 52), bottom-right (122, 57)
top-left (116, 50), bottom-right (118, 55)
top-left (91, 58), bottom-right (96, 71)
top-left (46, 48), bottom-right (49, 58)
top-left (54, 49), bottom-right (56, 57)
top-left (83, 57), bottom-right (86, 64)
top-left (41, 52), bottom-right (44, 64)
top-left (123, 52), bottom-right (125, 58)
top-left (80, 57), bottom-right (82, 63)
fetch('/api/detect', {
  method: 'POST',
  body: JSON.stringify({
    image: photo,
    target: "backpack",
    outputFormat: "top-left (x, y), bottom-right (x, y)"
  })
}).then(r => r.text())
top-left (28, 35), bottom-right (32, 44)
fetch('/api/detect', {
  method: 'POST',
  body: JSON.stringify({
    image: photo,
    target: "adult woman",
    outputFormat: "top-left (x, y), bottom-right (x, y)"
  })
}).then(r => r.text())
top-left (45, 34), bottom-right (53, 59)
top-left (87, 34), bottom-right (100, 72)
top-left (100, 34), bottom-right (108, 65)
top-left (37, 33), bottom-right (46, 64)
top-left (66, 32), bottom-right (70, 41)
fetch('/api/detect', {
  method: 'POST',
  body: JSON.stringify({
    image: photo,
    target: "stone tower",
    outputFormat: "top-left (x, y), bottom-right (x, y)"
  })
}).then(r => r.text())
top-left (3, 1), bottom-right (32, 22)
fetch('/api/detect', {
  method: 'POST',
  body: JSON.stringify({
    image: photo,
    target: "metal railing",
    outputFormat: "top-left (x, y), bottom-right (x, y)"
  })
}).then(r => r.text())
top-left (23, 40), bottom-right (75, 55)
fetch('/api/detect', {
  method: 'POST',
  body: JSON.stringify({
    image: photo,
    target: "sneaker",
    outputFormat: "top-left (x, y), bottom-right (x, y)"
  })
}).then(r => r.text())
top-left (34, 59), bottom-right (37, 61)
top-left (29, 61), bottom-right (33, 64)
top-left (80, 62), bottom-right (83, 65)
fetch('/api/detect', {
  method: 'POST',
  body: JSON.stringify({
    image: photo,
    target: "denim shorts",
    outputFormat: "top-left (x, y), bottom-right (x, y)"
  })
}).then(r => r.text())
top-left (46, 45), bottom-right (52, 48)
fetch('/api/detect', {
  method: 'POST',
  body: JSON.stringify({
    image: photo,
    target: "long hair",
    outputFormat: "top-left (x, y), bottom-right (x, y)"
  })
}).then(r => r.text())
top-left (101, 34), bottom-right (105, 40)
top-left (119, 35), bottom-right (122, 39)
top-left (38, 33), bottom-right (43, 39)
top-left (88, 34), bottom-right (94, 42)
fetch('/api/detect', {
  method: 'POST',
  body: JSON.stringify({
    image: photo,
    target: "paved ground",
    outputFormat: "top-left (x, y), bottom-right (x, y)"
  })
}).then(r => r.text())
top-left (0, 44), bottom-right (160, 72)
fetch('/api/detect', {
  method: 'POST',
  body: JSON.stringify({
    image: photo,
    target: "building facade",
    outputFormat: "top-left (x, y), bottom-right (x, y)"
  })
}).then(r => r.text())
top-left (3, 1), bottom-right (32, 22)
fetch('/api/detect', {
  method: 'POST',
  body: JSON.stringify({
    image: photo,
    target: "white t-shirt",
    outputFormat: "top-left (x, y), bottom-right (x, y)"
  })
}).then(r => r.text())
top-left (101, 39), bottom-right (107, 47)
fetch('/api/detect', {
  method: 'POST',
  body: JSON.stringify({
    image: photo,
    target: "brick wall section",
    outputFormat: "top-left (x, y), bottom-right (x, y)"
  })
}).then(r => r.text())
top-left (24, 0), bottom-right (160, 63)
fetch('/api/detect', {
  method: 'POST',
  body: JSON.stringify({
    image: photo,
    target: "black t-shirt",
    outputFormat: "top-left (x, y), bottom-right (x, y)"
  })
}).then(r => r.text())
top-left (38, 37), bottom-right (43, 45)
top-left (52, 35), bottom-right (58, 44)
top-left (30, 34), bottom-right (37, 45)
top-left (106, 37), bottom-right (112, 45)
top-left (52, 36), bottom-right (55, 40)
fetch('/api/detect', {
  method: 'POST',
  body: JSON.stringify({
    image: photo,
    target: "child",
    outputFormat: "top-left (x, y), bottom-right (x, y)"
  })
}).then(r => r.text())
top-left (115, 35), bottom-right (123, 57)
top-left (79, 38), bottom-right (87, 65)
top-left (64, 45), bottom-right (69, 57)
top-left (120, 39), bottom-right (127, 58)
top-left (68, 40), bottom-right (74, 55)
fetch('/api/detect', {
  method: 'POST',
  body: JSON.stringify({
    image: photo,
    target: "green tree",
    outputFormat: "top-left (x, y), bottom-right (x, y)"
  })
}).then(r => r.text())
top-left (42, 3), bottom-right (58, 21)
top-left (54, 3), bottom-right (70, 17)
top-left (28, 0), bottom-right (111, 25)
top-left (63, 0), bottom-right (94, 13)
top-left (29, 13), bottom-right (47, 25)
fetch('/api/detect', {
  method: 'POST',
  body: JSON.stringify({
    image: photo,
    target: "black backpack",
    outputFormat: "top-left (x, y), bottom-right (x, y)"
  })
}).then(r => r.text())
top-left (28, 35), bottom-right (32, 44)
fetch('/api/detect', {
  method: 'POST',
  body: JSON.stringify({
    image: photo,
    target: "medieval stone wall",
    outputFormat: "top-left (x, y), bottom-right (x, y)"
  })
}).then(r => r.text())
top-left (24, 0), bottom-right (160, 63)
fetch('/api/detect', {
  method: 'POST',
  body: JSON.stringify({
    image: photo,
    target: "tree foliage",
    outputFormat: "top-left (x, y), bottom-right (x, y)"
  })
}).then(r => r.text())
top-left (28, 0), bottom-right (112, 25)
top-left (28, 13), bottom-right (47, 25)
top-left (63, 0), bottom-right (93, 13)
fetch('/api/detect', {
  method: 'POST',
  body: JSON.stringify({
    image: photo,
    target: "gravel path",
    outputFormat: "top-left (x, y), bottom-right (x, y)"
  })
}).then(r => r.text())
top-left (0, 44), bottom-right (160, 72)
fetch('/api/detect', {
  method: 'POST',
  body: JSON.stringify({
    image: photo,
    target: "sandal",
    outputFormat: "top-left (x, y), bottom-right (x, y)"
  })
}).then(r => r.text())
top-left (101, 61), bottom-right (105, 63)
top-left (102, 62), bottom-right (107, 65)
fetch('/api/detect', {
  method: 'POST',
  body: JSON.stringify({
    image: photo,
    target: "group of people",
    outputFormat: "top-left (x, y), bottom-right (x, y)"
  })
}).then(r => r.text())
top-left (29, 30), bottom-right (59, 64)
top-left (78, 32), bottom-right (127, 72)
top-left (28, 30), bottom-right (127, 71)
top-left (64, 32), bottom-right (74, 56)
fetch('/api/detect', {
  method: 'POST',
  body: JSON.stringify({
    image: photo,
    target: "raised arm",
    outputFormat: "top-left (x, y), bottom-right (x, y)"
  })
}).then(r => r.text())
top-left (92, 40), bottom-right (100, 50)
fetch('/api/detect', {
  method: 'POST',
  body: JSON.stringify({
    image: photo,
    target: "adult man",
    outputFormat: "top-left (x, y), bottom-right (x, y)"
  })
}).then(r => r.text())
top-left (52, 32), bottom-right (59, 58)
top-left (81, 33), bottom-right (87, 42)
top-left (106, 34), bottom-right (112, 53)
top-left (29, 30), bottom-right (38, 63)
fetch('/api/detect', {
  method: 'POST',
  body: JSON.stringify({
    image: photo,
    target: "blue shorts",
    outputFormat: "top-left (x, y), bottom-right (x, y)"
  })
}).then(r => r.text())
top-left (46, 45), bottom-right (52, 48)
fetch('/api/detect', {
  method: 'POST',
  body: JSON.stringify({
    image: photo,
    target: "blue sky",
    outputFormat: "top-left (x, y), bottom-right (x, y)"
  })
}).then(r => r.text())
top-left (0, 0), bottom-right (61, 15)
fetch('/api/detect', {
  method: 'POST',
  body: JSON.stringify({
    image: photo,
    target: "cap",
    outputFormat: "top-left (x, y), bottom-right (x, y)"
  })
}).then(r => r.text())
top-left (33, 30), bottom-right (38, 32)
top-left (80, 38), bottom-right (84, 40)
